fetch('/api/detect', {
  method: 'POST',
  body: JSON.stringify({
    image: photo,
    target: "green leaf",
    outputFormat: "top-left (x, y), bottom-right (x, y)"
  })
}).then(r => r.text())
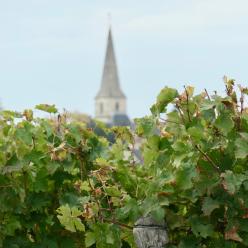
top-left (115, 197), bottom-right (140, 221)
top-left (134, 116), bottom-right (156, 137)
top-left (189, 215), bottom-right (214, 238)
top-left (214, 113), bottom-right (234, 134)
top-left (106, 232), bottom-right (114, 244)
top-left (57, 204), bottom-right (85, 232)
top-left (4, 216), bottom-right (21, 236)
top-left (221, 170), bottom-right (246, 195)
top-left (1, 164), bottom-right (23, 175)
top-left (35, 104), bottom-right (58, 113)
top-left (239, 219), bottom-right (248, 233)
top-left (15, 127), bottom-right (33, 145)
top-left (90, 223), bottom-right (121, 247)
top-left (187, 126), bottom-right (204, 141)
top-left (85, 232), bottom-right (96, 247)
top-left (79, 181), bottom-right (91, 192)
top-left (175, 165), bottom-right (197, 190)
top-left (142, 196), bottom-right (165, 222)
top-left (202, 197), bottom-right (220, 216)
top-left (235, 133), bottom-right (248, 159)
top-left (105, 186), bottom-right (121, 197)
top-left (1, 110), bottom-right (22, 119)
top-left (178, 237), bottom-right (198, 248)
top-left (152, 87), bottom-right (178, 113)
top-left (200, 100), bottom-right (215, 111)
top-left (59, 238), bottom-right (76, 248)
top-left (46, 162), bottom-right (60, 175)
top-left (33, 168), bottom-right (49, 192)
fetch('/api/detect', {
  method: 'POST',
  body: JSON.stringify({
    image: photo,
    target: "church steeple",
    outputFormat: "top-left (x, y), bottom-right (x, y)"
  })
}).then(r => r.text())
top-left (95, 26), bottom-right (127, 124)
top-left (96, 28), bottom-right (125, 98)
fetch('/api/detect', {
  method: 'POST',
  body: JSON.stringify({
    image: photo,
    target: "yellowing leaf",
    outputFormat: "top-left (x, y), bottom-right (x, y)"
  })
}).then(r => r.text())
top-left (225, 226), bottom-right (243, 242)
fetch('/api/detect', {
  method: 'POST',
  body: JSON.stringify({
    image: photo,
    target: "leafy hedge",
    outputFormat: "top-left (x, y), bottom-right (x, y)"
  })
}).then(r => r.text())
top-left (1, 79), bottom-right (248, 247)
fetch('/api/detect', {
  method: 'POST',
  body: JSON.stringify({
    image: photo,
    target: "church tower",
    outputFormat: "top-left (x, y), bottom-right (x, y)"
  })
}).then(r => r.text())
top-left (95, 27), bottom-right (129, 125)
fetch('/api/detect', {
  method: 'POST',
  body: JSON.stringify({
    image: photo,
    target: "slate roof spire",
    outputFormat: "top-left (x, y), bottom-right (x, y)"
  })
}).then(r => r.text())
top-left (95, 27), bottom-right (125, 99)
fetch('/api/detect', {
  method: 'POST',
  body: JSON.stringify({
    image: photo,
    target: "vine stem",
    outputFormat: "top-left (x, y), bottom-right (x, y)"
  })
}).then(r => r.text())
top-left (240, 91), bottom-right (244, 115)
top-left (159, 117), bottom-right (184, 126)
top-left (98, 174), bottom-right (114, 219)
top-left (87, 178), bottom-right (103, 222)
top-left (0, 184), bottom-right (13, 188)
top-left (194, 144), bottom-right (220, 173)
top-left (184, 85), bottom-right (192, 122)
top-left (80, 160), bottom-right (83, 180)
top-left (204, 88), bottom-right (211, 100)
top-left (129, 139), bottom-right (136, 167)
top-left (176, 103), bottom-right (185, 124)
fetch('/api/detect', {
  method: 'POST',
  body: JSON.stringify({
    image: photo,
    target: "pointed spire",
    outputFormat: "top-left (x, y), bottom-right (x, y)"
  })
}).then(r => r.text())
top-left (96, 27), bottom-right (125, 99)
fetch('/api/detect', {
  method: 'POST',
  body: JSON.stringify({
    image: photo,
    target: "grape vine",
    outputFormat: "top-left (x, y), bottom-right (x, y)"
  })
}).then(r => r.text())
top-left (1, 79), bottom-right (248, 247)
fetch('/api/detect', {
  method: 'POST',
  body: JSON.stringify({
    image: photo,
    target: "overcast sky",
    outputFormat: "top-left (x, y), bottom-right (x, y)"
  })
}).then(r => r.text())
top-left (1, 0), bottom-right (248, 118)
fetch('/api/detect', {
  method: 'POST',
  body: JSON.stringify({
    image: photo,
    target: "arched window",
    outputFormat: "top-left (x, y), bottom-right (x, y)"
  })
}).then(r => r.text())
top-left (115, 102), bottom-right (119, 112)
top-left (100, 103), bottom-right (104, 114)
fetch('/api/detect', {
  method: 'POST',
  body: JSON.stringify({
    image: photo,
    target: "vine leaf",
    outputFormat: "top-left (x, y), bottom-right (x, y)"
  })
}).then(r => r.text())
top-left (85, 232), bottom-right (96, 247)
top-left (202, 197), bottom-right (220, 216)
top-left (214, 113), bottom-right (234, 134)
top-left (189, 216), bottom-right (214, 238)
top-left (225, 226), bottom-right (243, 242)
top-left (235, 133), bottom-right (248, 159)
top-left (221, 170), bottom-right (246, 195)
top-left (134, 116), bottom-right (156, 136)
top-left (151, 87), bottom-right (178, 114)
top-left (16, 126), bottom-right (33, 145)
top-left (35, 104), bottom-right (58, 113)
top-left (57, 204), bottom-right (85, 232)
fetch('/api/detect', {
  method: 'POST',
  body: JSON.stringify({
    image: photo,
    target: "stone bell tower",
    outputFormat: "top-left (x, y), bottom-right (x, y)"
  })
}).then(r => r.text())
top-left (95, 27), bottom-right (128, 125)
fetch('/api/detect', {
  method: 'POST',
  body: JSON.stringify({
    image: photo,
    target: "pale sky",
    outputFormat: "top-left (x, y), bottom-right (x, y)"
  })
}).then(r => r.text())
top-left (1, 0), bottom-right (248, 118)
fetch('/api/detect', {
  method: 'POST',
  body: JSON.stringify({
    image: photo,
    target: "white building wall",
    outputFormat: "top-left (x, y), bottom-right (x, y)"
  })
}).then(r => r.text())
top-left (95, 97), bottom-right (126, 123)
